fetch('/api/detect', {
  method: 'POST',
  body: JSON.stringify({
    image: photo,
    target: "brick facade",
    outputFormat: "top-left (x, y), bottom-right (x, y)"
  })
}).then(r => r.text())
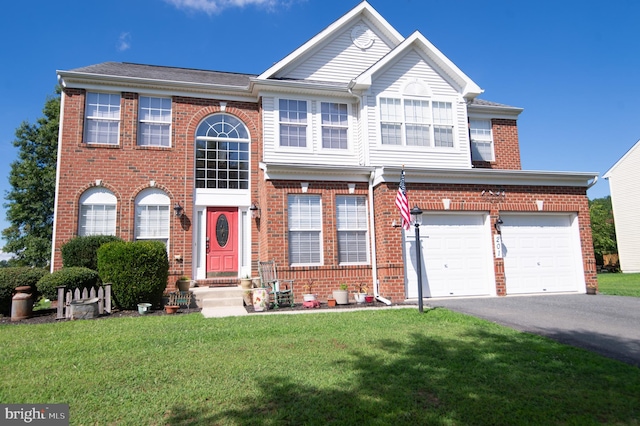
top-left (472, 119), bottom-right (522, 170)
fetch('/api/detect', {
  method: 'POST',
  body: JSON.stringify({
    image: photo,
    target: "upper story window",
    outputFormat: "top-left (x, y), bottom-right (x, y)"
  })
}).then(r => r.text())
top-left (279, 99), bottom-right (307, 147)
top-left (470, 119), bottom-right (494, 162)
top-left (288, 194), bottom-right (322, 266)
top-left (380, 97), bottom-right (454, 148)
top-left (135, 188), bottom-right (170, 245)
top-left (84, 93), bottom-right (121, 145)
top-left (138, 96), bottom-right (171, 147)
top-left (78, 187), bottom-right (117, 236)
top-left (195, 114), bottom-right (250, 189)
top-left (321, 102), bottom-right (348, 149)
top-left (336, 196), bottom-right (369, 264)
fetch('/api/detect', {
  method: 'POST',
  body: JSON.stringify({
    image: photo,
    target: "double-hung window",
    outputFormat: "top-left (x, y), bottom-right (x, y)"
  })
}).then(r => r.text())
top-left (288, 195), bottom-right (322, 265)
top-left (78, 188), bottom-right (117, 236)
top-left (321, 102), bottom-right (348, 149)
top-left (469, 119), bottom-right (494, 161)
top-left (135, 189), bottom-right (170, 246)
top-left (380, 97), bottom-right (454, 148)
top-left (279, 99), bottom-right (307, 147)
top-left (336, 196), bottom-right (369, 264)
top-left (85, 93), bottom-right (121, 145)
top-left (138, 96), bottom-right (171, 147)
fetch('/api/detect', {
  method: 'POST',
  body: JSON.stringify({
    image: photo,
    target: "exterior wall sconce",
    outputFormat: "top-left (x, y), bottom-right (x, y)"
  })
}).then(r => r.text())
top-left (174, 202), bottom-right (183, 217)
top-left (495, 216), bottom-right (504, 233)
top-left (249, 203), bottom-right (260, 219)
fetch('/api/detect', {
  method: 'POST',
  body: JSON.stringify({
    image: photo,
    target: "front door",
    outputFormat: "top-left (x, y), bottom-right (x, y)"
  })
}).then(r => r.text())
top-left (206, 207), bottom-right (238, 278)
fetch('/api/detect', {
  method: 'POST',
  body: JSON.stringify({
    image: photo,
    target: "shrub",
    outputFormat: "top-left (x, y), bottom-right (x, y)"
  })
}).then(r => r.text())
top-left (61, 235), bottom-right (122, 271)
top-left (0, 267), bottom-right (48, 316)
top-left (97, 240), bottom-right (169, 310)
top-left (36, 267), bottom-right (100, 301)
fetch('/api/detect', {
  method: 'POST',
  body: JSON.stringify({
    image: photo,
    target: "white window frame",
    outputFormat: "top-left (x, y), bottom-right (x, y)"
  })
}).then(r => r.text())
top-left (336, 195), bottom-right (369, 265)
top-left (469, 118), bottom-right (495, 162)
top-left (277, 99), bottom-right (310, 150)
top-left (84, 92), bottom-right (121, 145)
top-left (78, 187), bottom-right (117, 236)
top-left (288, 194), bottom-right (322, 266)
top-left (320, 102), bottom-right (349, 150)
top-left (138, 96), bottom-right (172, 147)
top-left (134, 189), bottom-right (170, 247)
top-left (379, 96), bottom-right (455, 149)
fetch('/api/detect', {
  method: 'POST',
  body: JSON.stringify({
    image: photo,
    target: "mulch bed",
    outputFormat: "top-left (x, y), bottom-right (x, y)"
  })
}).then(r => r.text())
top-left (244, 299), bottom-right (396, 313)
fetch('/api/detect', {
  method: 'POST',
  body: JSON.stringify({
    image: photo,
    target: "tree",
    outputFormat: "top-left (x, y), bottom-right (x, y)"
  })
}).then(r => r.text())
top-left (589, 196), bottom-right (617, 265)
top-left (2, 88), bottom-right (59, 267)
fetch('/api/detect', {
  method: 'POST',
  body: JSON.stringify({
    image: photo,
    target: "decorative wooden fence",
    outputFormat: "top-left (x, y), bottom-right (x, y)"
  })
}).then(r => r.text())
top-left (56, 284), bottom-right (112, 320)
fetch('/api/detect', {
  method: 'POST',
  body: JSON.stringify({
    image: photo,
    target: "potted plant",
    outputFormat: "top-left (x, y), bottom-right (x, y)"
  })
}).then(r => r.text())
top-left (176, 276), bottom-right (191, 292)
top-left (302, 280), bottom-right (316, 302)
top-left (332, 283), bottom-right (349, 305)
top-left (353, 283), bottom-right (368, 304)
top-left (240, 275), bottom-right (253, 305)
top-left (327, 298), bottom-right (337, 307)
top-left (164, 292), bottom-right (180, 314)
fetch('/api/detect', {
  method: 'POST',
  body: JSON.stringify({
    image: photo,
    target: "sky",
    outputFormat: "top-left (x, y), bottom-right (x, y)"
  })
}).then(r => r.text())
top-left (0, 0), bottom-right (639, 253)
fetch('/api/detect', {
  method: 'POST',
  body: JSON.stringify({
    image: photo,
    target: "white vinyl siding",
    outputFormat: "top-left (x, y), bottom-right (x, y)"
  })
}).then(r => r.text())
top-left (135, 189), bottom-right (170, 245)
top-left (84, 93), bottom-right (120, 145)
top-left (336, 196), bottom-right (369, 264)
top-left (78, 188), bottom-right (117, 236)
top-left (288, 195), bottom-right (322, 266)
top-left (138, 96), bottom-right (171, 147)
top-left (470, 119), bottom-right (494, 161)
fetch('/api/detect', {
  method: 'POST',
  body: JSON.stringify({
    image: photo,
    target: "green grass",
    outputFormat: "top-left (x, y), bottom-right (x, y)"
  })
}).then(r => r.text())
top-left (1, 309), bottom-right (639, 425)
top-left (598, 272), bottom-right (640, 297)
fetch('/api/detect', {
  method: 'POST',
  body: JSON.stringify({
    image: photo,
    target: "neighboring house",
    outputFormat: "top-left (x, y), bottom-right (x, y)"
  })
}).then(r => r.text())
top-left (52, 1), bottom-right (599, 302)
top-left (604, 140), bottom-right (640, 273)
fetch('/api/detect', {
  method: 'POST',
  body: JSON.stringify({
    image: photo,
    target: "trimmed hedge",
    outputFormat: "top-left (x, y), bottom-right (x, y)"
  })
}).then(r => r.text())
top-left (61, 235), bottom-right (122, 271)
top-left (36, 267), bottom-right (100, 301)
top-left (97, 240), bottom-right (169, 310)
top-left (0, 267), bottom-right (49, 316)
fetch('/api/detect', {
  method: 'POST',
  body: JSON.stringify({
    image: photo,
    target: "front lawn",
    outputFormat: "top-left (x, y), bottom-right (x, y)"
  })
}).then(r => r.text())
top-left (598, 272), bottom-right (640, 297)
top-left (1, 309), bottom-right (639, 425)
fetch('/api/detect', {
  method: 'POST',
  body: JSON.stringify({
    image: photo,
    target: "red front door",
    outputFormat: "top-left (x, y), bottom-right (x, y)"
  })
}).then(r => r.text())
top-left (206, 207), bottom-right (238, 278)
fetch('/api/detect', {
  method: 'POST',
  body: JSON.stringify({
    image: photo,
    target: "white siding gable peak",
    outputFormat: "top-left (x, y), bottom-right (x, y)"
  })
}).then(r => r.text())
top-left (350, 31), bottom-right (483, 99)
top-left (604, 139), bottom-right (640, 179)
top-left (257, 1), bottom-right (403, 81)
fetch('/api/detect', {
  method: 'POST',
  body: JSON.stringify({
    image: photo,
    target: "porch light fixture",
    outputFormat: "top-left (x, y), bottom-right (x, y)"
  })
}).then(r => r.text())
top-left (495, 216), bottom-right (504, 233)
top-left (249, 203), bottom-right (260, 219)
top-left (410, 206), bottom-right (424, 314)
top-left (173, 202), bottom-right (183, 217)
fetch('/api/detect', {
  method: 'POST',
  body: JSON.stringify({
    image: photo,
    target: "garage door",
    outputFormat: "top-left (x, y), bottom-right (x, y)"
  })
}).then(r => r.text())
top-left (405, 213), bottom-right (494, 298)
top-left (500, 214), bottom-right (583, 294)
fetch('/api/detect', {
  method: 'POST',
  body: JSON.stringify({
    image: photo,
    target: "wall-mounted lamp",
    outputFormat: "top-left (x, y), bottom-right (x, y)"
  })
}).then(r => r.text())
top-left (249, 203), bottom-right (260, 219)
top-left (174, 202), bottom-right (184, 217)
top-left (495, 216), bottom-right (504, 233)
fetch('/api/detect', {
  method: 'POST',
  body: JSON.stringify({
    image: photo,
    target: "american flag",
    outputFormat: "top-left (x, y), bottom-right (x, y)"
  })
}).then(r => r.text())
top-left (395, 169), bottom-right (411, 230)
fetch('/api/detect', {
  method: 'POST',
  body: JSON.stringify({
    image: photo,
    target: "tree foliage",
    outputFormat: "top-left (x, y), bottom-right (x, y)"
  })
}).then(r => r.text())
top-left (589, 196), bottom-right (617, 264)
top-left (2, 88), bottom-right (59, 267)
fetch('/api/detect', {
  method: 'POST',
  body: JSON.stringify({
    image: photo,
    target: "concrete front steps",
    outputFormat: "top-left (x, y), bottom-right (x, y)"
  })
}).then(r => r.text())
top-left (191, 286), bottom-right (248, 318)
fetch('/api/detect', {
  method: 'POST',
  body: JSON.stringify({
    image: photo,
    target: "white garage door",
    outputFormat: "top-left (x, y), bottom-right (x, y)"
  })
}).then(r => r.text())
top-left (405, 213), bottom-right (494, 298)
top-left (500, 214), bottom-right (584, 294)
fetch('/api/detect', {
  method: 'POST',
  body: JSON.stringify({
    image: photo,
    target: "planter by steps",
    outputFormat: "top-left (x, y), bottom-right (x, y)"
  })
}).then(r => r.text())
top-left (252, 288), bottom-right (269, 312)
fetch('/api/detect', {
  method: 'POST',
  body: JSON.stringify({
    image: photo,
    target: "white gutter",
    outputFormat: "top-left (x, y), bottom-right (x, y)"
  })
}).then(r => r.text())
top-left (50, 90), bottom-right (65, 272)
top-left (368, 171), bottom-right (391, 306)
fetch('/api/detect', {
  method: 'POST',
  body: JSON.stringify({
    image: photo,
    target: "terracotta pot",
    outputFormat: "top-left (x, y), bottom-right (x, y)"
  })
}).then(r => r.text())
top-left (165, 305), bottom-right (179, 314)
top-left (327, 298), bottom-right (336, 307)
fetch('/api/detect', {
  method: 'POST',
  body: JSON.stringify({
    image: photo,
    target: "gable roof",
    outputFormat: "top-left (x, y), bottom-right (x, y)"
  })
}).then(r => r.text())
top-left (257, 1), bottom-right (403, 80)
top-left (350, 31), bottom-right (483, 98)
top-left (604, 139), bottom-right (640, 179)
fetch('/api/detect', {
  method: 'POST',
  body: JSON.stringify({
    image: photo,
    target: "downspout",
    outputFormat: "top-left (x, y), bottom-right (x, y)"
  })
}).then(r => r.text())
top-left (369, 170), bottom-right (391, 305)
top-left (50, 80), bottom-right (66, 272)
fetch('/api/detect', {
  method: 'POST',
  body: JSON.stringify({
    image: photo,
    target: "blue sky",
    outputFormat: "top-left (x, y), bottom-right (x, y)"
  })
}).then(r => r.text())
top-left (0, 0), bottom-right (638, 252)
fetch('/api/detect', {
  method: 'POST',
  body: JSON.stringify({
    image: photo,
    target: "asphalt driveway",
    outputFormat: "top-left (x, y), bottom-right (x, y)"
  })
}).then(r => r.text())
top-left (427, 294), bottom-right (640, 367)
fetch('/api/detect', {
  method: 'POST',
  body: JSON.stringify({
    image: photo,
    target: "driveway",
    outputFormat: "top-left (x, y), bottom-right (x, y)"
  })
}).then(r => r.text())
top-left (427, 294), bottom-right (640, 367)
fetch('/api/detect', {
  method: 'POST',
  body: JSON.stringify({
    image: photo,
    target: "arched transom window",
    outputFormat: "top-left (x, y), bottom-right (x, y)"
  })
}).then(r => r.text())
top-left (195, 114), bottom-right (250, 189)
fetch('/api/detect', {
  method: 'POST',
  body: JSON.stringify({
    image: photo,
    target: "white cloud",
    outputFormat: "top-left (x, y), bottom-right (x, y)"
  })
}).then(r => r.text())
top-left (164, 0), bottom-right (284, 15)
top-left (0, 250), bottom-right (13, 262)
top-left (117, 32), bottom-right (131, 52)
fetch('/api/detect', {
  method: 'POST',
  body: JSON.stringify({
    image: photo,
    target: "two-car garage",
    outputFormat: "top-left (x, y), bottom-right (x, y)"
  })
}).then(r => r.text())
top-left (404, 212), bottom-right (586, 298)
